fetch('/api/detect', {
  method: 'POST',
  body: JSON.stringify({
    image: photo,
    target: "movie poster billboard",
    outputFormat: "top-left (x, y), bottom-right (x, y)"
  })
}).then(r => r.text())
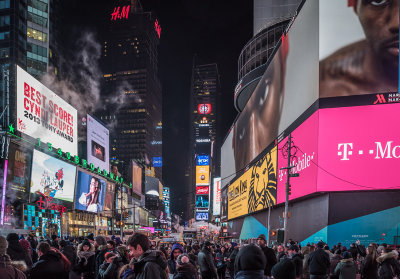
top-left (16, 66), bottom-right (78, 155)
top-left (30, 150), bottom-right (77, 206)
top-left (87, 114), bottom-right (109, 172)
top-left (228, 146), bottom-right (277, 220)
top-left (74, 170), bottom-right (106, 213)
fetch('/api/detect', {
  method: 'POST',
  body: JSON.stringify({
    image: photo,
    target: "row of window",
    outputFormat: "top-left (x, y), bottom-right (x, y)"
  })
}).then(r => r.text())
top-left (27, 42), bottom-right (47, 57)
top-left (0, 15), bottom-right (10, 27)
top-left (27, 5), bottom-right (48, 19)
top-left (28, 11), bottom-right (47, 27)
top-left (27, 57), bottom-right (46, 72)
top-left (27, 51), bottom-right (47, 63)
top-left (27, 27), bottom-right (47, 42)
top-left (0, 31), bottom-right (9, 40)
top-left (28, 0), bottom-right (48, 13)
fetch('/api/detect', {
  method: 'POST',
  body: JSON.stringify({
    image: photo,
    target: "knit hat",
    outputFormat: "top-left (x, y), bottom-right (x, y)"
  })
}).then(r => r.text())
top-left (95, 235), bottom-right (107, 246)
top-left (0, 235), bottom-right (8, 255)
top-left (177, 253), bottom-right (190, 265)
top-left (342, 251), bottom-right (351, 259)
top-left (19, 239), bottom-right (31, 251)
top-left (271, 258), bottom-right (296, 279)
top-left (82, 239), bottom-right (91, 248)
top-left (6, 233), bottom-right (19, 242)
top-left (257, 234), bottom-right (267, 242)
top-left (235, 244), bottom-right (266, 272)
top-left (87, 233), bottom-right (94, 242)
top-left (317, 241), bottom-right (325, 248)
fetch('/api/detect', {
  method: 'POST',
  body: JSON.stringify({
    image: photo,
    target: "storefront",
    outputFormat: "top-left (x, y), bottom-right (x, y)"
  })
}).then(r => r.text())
top-left (68, 211), bottom-right (96, 237)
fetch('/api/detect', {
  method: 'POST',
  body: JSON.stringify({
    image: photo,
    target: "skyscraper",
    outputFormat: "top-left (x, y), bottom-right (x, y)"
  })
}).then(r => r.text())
top-left (98, 2), bottom-right (162, 180)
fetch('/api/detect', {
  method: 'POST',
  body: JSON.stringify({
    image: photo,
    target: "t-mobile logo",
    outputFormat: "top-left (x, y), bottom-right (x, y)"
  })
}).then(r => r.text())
top-left (338, 143), bottom-right (353, 160)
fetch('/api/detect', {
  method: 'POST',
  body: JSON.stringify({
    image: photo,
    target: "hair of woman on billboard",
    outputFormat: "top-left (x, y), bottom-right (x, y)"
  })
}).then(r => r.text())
top-left (86, 177), bottom-right (101, 210)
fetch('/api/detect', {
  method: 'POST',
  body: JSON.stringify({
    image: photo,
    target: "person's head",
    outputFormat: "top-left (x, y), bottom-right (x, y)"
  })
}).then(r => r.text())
top-left (353, 0), bottom-right (399, 72)
top-left (37, 241), bottom-right (51, 257)
top-left (176, 253), bottom-right (190, 267)
top-left (278, 245), bottom-right (284, 253)
top-left (82, 239), bottom-right (91, 251)
top-left (51, 235), bottom-right (59, 242)
top-left (59, 239), bottom-right (67, 249)
top-left (107, 240), bottom-right (115, 250)
top-left (257, 234), bottom-right (267, 247)
top-left (89, 177), bottom-right (100, 193)
top-left (127, 233), bottom-right (150, 259)
top-left (271, 258), bottom-right (296, 279)
top-left (0, 236), bottom-right (8, 256)
top-left (221, 246), bottom-right (226, 253)
top-left (235, 244), bottom-right (266, 273)
top-left (172, 247), bottom-right (183, 260)
top-left (317, 241), bottom-right (325, 249)
top-left (203, 241), bottom-right (212, 251)
top-left (95, 235), bottom-right (107, 248)
top-left (105, 252), bottom-right (116, 263)
top-left (342, 251), bottom-right (352, 260)
top-left (288, 244), bottom-right (299, 256)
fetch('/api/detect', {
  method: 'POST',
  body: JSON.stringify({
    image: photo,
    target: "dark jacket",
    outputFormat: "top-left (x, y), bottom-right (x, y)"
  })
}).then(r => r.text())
top-left (7, 239), bottom-right (31, 266)
top-left (227, 248), bottom-right (239, 272)
top-left (198, 247), bottom-right (218, 279)
top-left (29, 250), bottom-right (67, 279)
top-left (98, 257), bottom-right (123, 279)
top-left (291, 253), bottom-right (305, 278)
top-left (349, 247), bottom-right (358, 261)
top-left (216, 250), bottom-right (229, 272)
top-left (133, 250), bottom-right (168, 279)
top-left (0, 254), bottom-right (27, 279)
top-left (330, 254), bottom-right (343, 279)
top-left (377, 251), bottom-right (400, 279)
top-left (61, 245), bottom-right (76, 269)
top-left (173, 262), bottom-right (198, 279)
top-left (361, 254), bottom-right (378, 279)
top-left (74, 244), bottom-right (96, 279)
top-left (334, 258), bottom-right (357, 279)
top-left (260, 245), bottom-right (277, 276)
top-left (307, 248), bottom-right (330, 276)
top-left (235, 270), bottom-right (265, 279)
top-left (95, 245), bottom-right (108, 279)
top-left (168, 243), bottom-right (184, 276)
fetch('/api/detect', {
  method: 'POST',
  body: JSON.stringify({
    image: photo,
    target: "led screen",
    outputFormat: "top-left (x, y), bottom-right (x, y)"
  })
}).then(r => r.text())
top-left (196, 186), bottom-right (209, 195)
top-left (74, 170), bottom-right (106, 213)
top-left (103, 181), bottom-right (115, 217)
top-left (131, 160), bottom-right (142, 195)
top-left (195, 195), bottom-right (209, 209)
top-left (213, 177), bottom-right (221, 216)
top-left (196, 165), bottom-right (210, 185)
top-left (196, 212), bottom-right (209, 221)
top-left (87, 114), bottom-right (109, 172)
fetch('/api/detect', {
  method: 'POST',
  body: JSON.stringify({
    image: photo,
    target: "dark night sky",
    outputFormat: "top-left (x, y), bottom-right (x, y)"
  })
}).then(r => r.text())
top-left (61, 0), bottom-right (252, 218)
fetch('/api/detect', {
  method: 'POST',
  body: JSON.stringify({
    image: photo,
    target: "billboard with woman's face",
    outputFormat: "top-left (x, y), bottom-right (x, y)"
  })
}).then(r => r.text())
top-left (75, 170), bottom-right (106, 213)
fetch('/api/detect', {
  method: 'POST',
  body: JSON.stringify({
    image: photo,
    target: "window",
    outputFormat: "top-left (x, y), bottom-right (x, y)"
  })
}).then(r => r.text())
top-left (0, 0), bottom-right (10, 9)
top-left (27, 27), bottom-right (47, 42)
top-left (0, 15), bottom-right (10, 27)
top-left (0, 48), bottom-right (9, 58)
top-left (0, 31), bottom-right (9, 40)
top-left (28, 12), bottom-right (47, 27)
top-left (28, 0), bottom-right (47, 13)
top-left (27, 43), bottom-right (47, 57)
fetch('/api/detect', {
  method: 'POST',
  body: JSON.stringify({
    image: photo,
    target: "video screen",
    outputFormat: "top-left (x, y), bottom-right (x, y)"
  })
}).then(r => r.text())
top-left (91, 140), bottom-right (105, 162)
top-left (195, 195), bottom-right (209, 209)
top-left (74, 170), bottom-right (106, 213)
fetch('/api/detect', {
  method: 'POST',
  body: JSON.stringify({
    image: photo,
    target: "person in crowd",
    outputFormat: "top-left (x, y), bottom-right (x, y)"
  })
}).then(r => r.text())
top-left (6, 233), bottom-right (31, 268)
top-left (173, 253), bottom-right (198, 279)
top-left (256, 234), bottom-right (277, 277)
top-left (106, 240), bottom-right (118, 254)
top-left (376, 248), bottom-right (400, 279)
top-left (216, 245), bottom-right (229, 279)
top-left (0, 235), bottom-right (27, 279)
top-left (302, 245), bottom-right (312, 279)
top-left (198, 241), bottom-right (218, 279)
top-left (27, 231), bottom-right (38, 250)
top-left (118, 257), bottom-right (135, 279)
top-left (87, 233), bottom-right (95, 244)
top-left (349, 244), bottom-right (358, 261)
top-left (116, 245), bottom-right (130, 265)
top-left (227, 243), bottom-right (239, 279)
top-left (18, 239), bottom-right (33, 268)
top-left (186, 245), bottom-right (198, 267)
top-left (59, 239), bottom-right (76, 271)
top-left (307, 241), bottom-right (330, 279)
top-left (288, 244), bottom-right (304, 279)
top-left (51, 247), bottom-right (72, 276)
top-left (29, 241), bottom-right (67, 279)
top-left (324, 245), bottom-right (334, 260)
top-left (51, 235), bottom-right (60, 250)
top-left (272, 258), bottom-right (296, 279)
top-left (95, 235), bottom-right (109, 279)
top-left (329, 249), bottom-right (343, 279)
top-left (334, 251), bottom-right (357, 279)
top-left (74, 239), bottom-right (96, 279)
top-left (360, 244), bottom-right (378, 279)
top-left (234, 244), bottom-right (266, 279)
top-left (276, 244), bottom-right (287, 262)
top-left (127, 233), bottom-right (168, 279)
top-left (168, 243), bottom-right (184, 278)
top-left (99, 252), bottom-right (123, 279)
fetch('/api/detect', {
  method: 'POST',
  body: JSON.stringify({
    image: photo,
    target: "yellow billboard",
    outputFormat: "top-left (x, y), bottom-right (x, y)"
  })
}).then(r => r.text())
top-left (228, 146), bottom-right (277, 220)
top-left (196, 165), bottom-right (210, 185)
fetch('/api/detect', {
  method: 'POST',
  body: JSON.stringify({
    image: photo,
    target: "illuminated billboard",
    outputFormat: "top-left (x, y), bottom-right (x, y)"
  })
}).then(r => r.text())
top-left (103, 182), bottom-right (115, 217)
top-left (153, 157), bottom-right (162, 167)
top-left (228, 146), bottom-right (277, 220)
top-left (195, 195), bottom-right (209, 209)
top-left (196, 186), bottom-right (209, 195)
top-left (16, 66), bottom-right (78, 155)
top-left (197, 155), bottom-right (210, 166)
top-left (131, 160), bottom-right (142, 195)
top-left (75, 169), bottom-right (106, 213)
top-left (87, 114), bottom-right (109, 172)
top-left (213, 177), bottom-right (221, 216)
top-left (196, 165), bottom-right (209, 185)
top-left (196, 211), bottom-right (209, 221)
top-left (198, 104), bottom-right (211, 114)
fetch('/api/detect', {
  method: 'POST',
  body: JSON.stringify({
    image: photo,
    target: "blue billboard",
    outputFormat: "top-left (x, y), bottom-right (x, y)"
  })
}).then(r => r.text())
top-left (196, 212), bottom-right (209, 221)
top-left (153, 157), bottom-right (162, 167)
top-left (197, 155), bottom-right (209, 166)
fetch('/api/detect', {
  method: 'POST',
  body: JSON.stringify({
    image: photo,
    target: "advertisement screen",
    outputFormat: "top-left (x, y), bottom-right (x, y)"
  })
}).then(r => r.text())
top-left (196, 211), bottom-right (209, 221)
top-left (221, 0), bottom-right (318, 182)
top-left (319, 0), bottom-right (398, 98)
top-left (228, 146), bottom-right (277, 220)
top-left (213, 177), bottom-right (221, 216)
top-left (196, 186), bottom-right (209, 195)
top-left (87, 114), bottom-right (109, 172)
top-left (196, 165), bottom-right (210, 185)
top-left (153, 157), bottom-right (162, 167)
top-left (103, 181), bottom-right (115, 217)
top-left (277, 111), bottom-right (319, 203)
top-left (197, 155), bottom-right (210, 166)
top-left (74, 170), bottom-right (106, 213)
top-left (195, 195), bottom-right (209, 209)
top-left (221, 187), bottom-right (228, 221)
top-left (131, 160), bottom-right (142, 195)
top-left (16, 66), bottom-right (78, 155)
top-left (30, 149), bottom-right (77, 205)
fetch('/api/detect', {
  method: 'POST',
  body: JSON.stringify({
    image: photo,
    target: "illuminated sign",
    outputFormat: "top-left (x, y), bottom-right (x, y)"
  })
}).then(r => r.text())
top-left (196, 138), bottom-right (211, 143)
top-left (213, 178), bottom-right (221, 216)
top-left (196, 186), bottom-right (209, 195)
top-left (199, 124), bottom-right (209, 127)
top-left (197, 155), bottom-right (209, 166)
top-left (110, 6), bottom-right (130, 21)
top-left (36, 192), bottom-right (67, 215)
top-left (196, 212), bottom-right (209, 221)
top-left (195, 195), bottom-right (209, 209)
top-left (196, 165), bottom-right (209, 185)
top-left (151, 141), bottom-right (162, 145)
top-left (198, 104), bottom-right (211, 115)
top-left (154, 19), bottom-right (161, 38)
top-left (153, 157), bottom-right (162, 167)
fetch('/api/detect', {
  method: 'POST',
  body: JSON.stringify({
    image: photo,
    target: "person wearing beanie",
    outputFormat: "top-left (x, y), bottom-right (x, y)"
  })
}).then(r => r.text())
top-left (51, 234), bottom-right (60, 250)
top-left (198, 241), bottom-right (218, 279)
top-left (307, 241), bottom-right (330, 279)
top-left (376, 248), bottom-right (400, 279)
top-left (334, 251), bottom-right (356, 279)
top-left (288, 244), bottom-right (304, 279)
top-left (95, 235), bottom-right (109, 279)
top-left (6, 233), bottom-right (31, 267)
top-left (74, 238), bottom-right (96, 279)
top-left (99, 252), bottom-right (123, 279)
top-left (173, 253), bottom-right (198, 279)
top-left (272, 258), bottom-right (296, 279)
top-left (19, 239), bottom-right (33, 267)
top-left (87, 233), bottom-right (95, 243)
top-left (257, 234), bottom-right (277, 276)
top-left (30, 241), bottom-right (66, 279)
top-left (168, 243), bottom-right (184, 277)
top-left (59, 239), bottom-right (76, 274)
top-left (234, 244), bottom-right (266, 279)
top-left (0, 235), bottom-right (27, 279)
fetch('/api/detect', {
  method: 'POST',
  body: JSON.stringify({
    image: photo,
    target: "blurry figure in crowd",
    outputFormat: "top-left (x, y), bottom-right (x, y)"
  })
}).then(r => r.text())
top-left (198, 241), bottom-right (218, 279)
top-left (29, 242), bottom-right (67, 279)
top-left (307, 242), bottom-right (330, 279)
top-left (272, 258), bottom-right (296, 279)
top-left (168, 243), bottom-right (184, 278)
top-left (360, 245), bottom-right (378, 279)
top-left (256, 234), bottom-right (277, 277)
top-left (234, 244), bottom-right (266, 279)
top-left (334, 251), bottom-right (356, 279)
top-left (320, 0), bottom-right (399, 97)
top-left (0, 235), bottom-right (27, 279)
top-left (173, 253), bottom-right (198, 279)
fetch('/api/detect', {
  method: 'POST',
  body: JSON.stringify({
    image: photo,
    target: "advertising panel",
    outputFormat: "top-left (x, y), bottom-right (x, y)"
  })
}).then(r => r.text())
top-left (196, 165), bottom-right (209, 185)
top-left (30, 149), bottom-right (77, 205)
top-left (195, 195), bottom-right (209, 209)
top-left (196, 211), bottom-right (209, 221)
top-left (131, 161), bottom-right (142, 195)
top-left (277, 111), bottom-right (319, 203)
top-left (213, 177), bottom-right (221, 216)
top-left (317, 103), bottom-right (400, 192)
top-left (197, 155), bottom-right (210, 166)
top-left (221, 0), bottom-right (318, 181)
top-left (16, 66), bottom-right (78, 155)
top-left (103, 181), bottom-right (114, 217)
top-left (158, 181), bottom-right (163, 200)
top-left (74, 169), bottom-right (106, 213)
top-left (153, 157), bottom-right (162, 167)
top-left (196, 186), bottom-right (209, 195)
top-left (221, 187), bottom-right (228, 221)
top-left (228, 146), bottom-right (277, 220)
top-left (87, 114), bottom-right (109, 172)
top-left (319, 0), bottom-right (398, 98)
top-left (198, 104), bottom-right (211, 114)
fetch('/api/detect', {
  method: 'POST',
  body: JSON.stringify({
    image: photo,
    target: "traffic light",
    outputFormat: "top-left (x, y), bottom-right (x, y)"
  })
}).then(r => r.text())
top-left (288, 184), bottom-right (292, 196)
top-left (269, 230), bottom-right (277, 237)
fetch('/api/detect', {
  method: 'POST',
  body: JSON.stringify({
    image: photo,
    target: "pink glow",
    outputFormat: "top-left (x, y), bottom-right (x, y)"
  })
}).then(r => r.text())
top-left (1, 160), bottom-right (8, 225)
top-left (141, 226), bottom-right (155, 233)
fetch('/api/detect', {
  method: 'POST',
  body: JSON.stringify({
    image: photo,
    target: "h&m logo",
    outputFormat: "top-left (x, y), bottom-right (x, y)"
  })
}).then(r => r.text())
top-left (338, 141), bottom-right (400, 160)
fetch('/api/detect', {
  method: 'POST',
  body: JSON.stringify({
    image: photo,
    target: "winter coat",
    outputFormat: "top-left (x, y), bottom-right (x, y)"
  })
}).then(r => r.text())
top-left (133, 250), bottom-right (168, 279)
top-left (260, 245), bottom-right (277, 276)
top-left (95, 245), bottom-right (108, 279)
top-left (303, 253), bottom-right (311, 279)
top-left (0, 255), bottom-right (27, 279)
top-left (349, 247), bottom-right (358, 261)
top-left (227, 248), bottom-right (239, 272)
top-left (173, 262), bottom-right (198, 279)
top-left (215, 251), bottom-right (228, 272)
top-left (377, 251), bottom-right (400, 279)
top-left (277, 251), bottom-right (287, 262)
top-left (7, 240), bottom-right (31, 267)
top-left (29, 250), bottom-right (67, 279)
top-left (307, 248), bottom-right (330, 276)
top-left (168, 243), bottom-right (184, 276)
top-left (235, 270), bottom-right (264, 279)
top-left (198, 247), bottom-right (218, 279)
top-left (334, 258), bottom-right (357, 279)
top-left (61, 244), bottom-right (76, 269)
top-left (98, 257), bottom-right (123, 279)
top-left (74, 243), bottom-right (96, 279)
top-left (361, 254), bottom-right (378, 279)
top-left (330, 254), bottom-right (343, 279)
top-left (291, 253), bottom-right (305, 278)
top-left (120, 266), bottom-right (135, 279)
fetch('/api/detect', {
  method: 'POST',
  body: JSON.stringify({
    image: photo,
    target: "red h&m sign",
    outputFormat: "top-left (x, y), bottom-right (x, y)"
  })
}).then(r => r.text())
top-left (111, 6), bottom-right (130, 21)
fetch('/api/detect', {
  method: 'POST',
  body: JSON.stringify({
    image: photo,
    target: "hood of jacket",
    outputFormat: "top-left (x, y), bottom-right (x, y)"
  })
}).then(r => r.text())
top-left (136, 250), bottom-right (167, 271)
top-left (40, 250), bottom-right (62, 262)
top-left (170, 243), bottom-right (184, 259)
top-left (78, 243), bottom-right (95, 253)
top-left (177, 262), bottom-right (197, 274)
top-left (340, 258), bottom-right (354, 264)
top-left (377, 251), bottom-right (398, 263)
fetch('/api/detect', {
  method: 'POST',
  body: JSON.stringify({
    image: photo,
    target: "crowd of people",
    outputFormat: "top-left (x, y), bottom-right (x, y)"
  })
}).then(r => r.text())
top-left (0, 231), bottom-right (399, 279)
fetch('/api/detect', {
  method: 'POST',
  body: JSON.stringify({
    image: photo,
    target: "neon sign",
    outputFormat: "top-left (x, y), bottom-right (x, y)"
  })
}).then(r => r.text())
top-left (198, 104), bottom-right (211, 115)
top-left (154, 19), bottom-right (161, 38)
top-left (36, 192), bottom-right (67, 215)
top-left (111, 6), bottom-right (130, 21)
